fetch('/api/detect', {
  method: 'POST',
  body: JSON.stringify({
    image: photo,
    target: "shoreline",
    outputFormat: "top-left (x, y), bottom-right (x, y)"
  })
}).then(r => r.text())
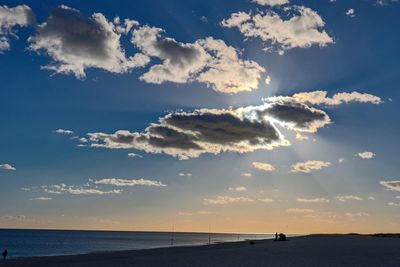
top-left (1, 234), bottom-right (400, 267)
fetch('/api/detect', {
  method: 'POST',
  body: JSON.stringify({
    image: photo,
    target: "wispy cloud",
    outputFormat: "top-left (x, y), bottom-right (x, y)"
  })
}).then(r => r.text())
top-left (0, 163), bottom-right (16, 171)
top-left (388, 202), bottom-right (400, 207)
top-left (93, 178), bottom-right (166, 187)
top-left (42, 184), bottom-right (122, 195)
top-left (252, 162), bottom-right (275, 172)
top-left (380, 181), bottom-right (400, 192)
top-left (228, 186), bottom-right (247, 192)
top-left (252, 0), bottom-right (289, 7)
top-left (292, 91), bottom-right (382, 106)
top-left (204, 196), bottom-right (254, 205)
top-left (336, 195), bottom-right (363, 202)
top-left (240, 173), bottom-right (252, 177)
top-left (287, 208), bottom-right (315, 213)
top-left (290, 160), bottom-right (330, 173)
top-left (296, 197), bottom-right (329, 203)
top-left (127, 153), bottom-right (143, 158)
top-left (29, 197), bottom-right (52, 201)
top-left (357, 151), bottom-right (375, 159)
top-left (178, 173), bottom-right (192, 177)
top-left (55, 128), bottom-right (74, 135)
top-left (258, 198), bottom-right (274, 203)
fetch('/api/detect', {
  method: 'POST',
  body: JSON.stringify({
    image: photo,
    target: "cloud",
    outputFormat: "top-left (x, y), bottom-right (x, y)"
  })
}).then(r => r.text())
top-left (221, 6), bottom-right (333, 54)
top-left (380, 180), bottom-right (400, 192)
top-left (228, 186), bottom-right (248, 192)
top-left (336, 195), bottom-right (363, 202)
top-left (290, 160), bottom-right (330, 173)
top-left (127, 152), bottom-right (143, 158)
top-left (338, 158), bottom-right (345, 163)
top-left (93, 178), bottom-right (166, 187)
top-left (72, 91), bottom-right (377, 159)
top-left (55, 128), bottom-right (74, 135)
top-left (252, 162), bottom-right (275, 172)
top-left (388, 202), bottom-right (400, 207)
top-left (178, 212), bottom-right (193, 216)
top-left (357, 151), bottom-right (375, 159)
top-left (345, 212), bottom-right (369, 217)
top-left (42, 184), bottom-right (122, 195)
top-left (296, 197), bottom-right (329, 203)
top-left (346, 9), bottom-right (356, 17)
top-left (291, 91), bottom-right (382, 106)
top-left (29, 197), bottom-right (52, 201)
top-left (204, 196), bottom-right (254, 205)
top-left (252, 0), bottom-right (289, 6)
top-left (258, 198), bottom-right (274, 203)
top-left (0, 163), bottom-right (16, 171)
top-left (287, 208), bottom-right (315, 213)
top-left (178, 173), bottom-right (192, 177)
top-left (86, 104), bottom-right (292, 159)
top-left (241, 172), bottom-right (252, 177)
top-left (295, 133), bottom-right (309, 141)
top-left (131, 26), bottom-right (266, 93)
top-left (0, 5), bottom-right (35, 53)
top-left (368, 196), bottom-right (375, 200)
top-left (28, 5), bottom-right (149, 78)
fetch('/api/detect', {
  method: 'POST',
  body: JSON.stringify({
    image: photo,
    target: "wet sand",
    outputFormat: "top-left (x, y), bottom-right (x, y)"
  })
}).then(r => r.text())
top-left (1, 234), bottom-right (400, 267)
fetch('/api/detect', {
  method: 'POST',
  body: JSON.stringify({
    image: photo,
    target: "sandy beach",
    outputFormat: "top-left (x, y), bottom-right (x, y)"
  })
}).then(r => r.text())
top-left (1, 234), bottom-right (399, 267)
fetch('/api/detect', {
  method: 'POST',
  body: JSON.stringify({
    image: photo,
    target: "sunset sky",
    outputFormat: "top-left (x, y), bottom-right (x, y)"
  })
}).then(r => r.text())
top-left (1, 0), bottom-right (399, 234)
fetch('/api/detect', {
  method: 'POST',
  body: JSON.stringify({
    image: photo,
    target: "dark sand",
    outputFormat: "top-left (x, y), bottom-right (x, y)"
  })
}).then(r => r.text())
top-left (1, 234), bottom-right (399, 267)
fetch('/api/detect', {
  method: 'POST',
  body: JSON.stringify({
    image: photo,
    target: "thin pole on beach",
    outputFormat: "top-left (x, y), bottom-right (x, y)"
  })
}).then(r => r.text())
top-left (170, 224), bottom-right (174, 247)
top-left (208, 224), bottom-right (211, 244)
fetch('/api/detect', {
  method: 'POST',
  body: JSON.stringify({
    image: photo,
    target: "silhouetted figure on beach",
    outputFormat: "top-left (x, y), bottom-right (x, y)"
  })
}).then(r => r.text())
top-left (2, 249), bottom-right (7, 261)
top-left (275, 232), bottom-right (278, 241)
top-left (278, 233), bottom-right (287, 241)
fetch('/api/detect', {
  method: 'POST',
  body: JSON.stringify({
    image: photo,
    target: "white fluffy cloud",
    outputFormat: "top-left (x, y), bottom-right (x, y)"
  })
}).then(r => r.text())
top-left (296, 197), bottom-right (329, 203)
top-left (380, 181), bottom-right (400, 192)
top-left (290, 160), bottom-right (330, 173)
top-left (0, 163), bottom-right (16, 171)
top-left (295, 133), bottom-right (309, 141)
top-left (228, 186), bottom-right (248, 192)
top-left (252, 162), bottom-right (275, 172)
top-left (131, 26), bottom-right (266, 93)
top-left (241, 172), bottom-right (252, 177)
top-left (292, 91), bottom-right (382, 106)
top-left (0, 5), bottom-right (34, 53)
top-left (127, 152), bottom-right (143, 158)
top-left (388, 202), bottom-right (400, 207)
top-left (28, 5), bottom-right (149, 78)
top-left (346, 9), bottom-right (356, 17)
top-left (93, 178), bottom-right (166, 187)
top-left (357, 151), bottom-right (375, 159)
top-left (252, 0), bottom-right (289, 6)
top-left (336, 195), bottom-right (363, 202)
top-left (204, 196), bottom-right (255, 205)
top-left (221, 6), bottom-right (333, 54)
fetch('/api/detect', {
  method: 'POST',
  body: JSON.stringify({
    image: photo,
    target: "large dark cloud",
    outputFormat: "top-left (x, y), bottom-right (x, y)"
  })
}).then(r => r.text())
top-left (28, 5), bottom-right (149, 78)
top-left (72, 91), bottom-right (381, 159)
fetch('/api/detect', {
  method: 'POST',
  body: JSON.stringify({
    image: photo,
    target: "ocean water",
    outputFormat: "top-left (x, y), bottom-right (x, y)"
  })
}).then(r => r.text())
top-left (0, 229), bottom-right (274, 258)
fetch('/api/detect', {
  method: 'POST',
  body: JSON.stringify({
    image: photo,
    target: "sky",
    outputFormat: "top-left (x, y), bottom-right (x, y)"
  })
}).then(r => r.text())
top-left (0, 0), bottom-right (400, 234)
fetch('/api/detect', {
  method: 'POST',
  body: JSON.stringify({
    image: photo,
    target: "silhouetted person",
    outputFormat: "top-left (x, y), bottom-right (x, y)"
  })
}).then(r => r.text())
top-left (275, 232), bottom-right (278, 241)
top-left (278, 233), bottom-right (287, 241)
top-left (2, 249), bottom-right (7, 261)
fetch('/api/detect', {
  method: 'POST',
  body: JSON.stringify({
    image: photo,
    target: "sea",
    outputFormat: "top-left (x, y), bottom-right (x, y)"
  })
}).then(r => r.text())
top-left (0, 229), bottom-right (276, 258)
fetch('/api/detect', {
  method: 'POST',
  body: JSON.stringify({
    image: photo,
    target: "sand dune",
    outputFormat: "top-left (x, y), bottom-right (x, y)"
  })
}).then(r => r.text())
top-left (1, 234), bottom-right (400, 267)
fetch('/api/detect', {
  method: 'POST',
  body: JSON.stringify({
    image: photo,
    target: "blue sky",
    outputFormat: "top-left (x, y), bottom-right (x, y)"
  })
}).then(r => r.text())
top-left (0, 0), bottom-right (399, 233)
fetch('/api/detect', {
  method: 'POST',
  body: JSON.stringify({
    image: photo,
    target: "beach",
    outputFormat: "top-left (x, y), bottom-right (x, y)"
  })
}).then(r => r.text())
top-left (1, 234), bottom-right (399, 267)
